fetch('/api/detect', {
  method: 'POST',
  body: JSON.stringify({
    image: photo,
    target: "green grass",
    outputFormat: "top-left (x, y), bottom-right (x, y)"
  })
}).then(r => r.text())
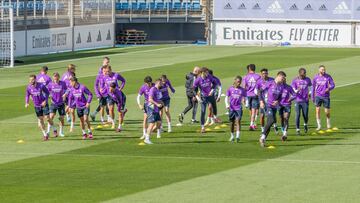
top-left (0, 45), bottom-right (359, 202)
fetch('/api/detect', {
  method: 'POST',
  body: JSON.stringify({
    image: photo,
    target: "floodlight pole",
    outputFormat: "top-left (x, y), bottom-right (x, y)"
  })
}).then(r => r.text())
top-left (10, 7), bottom-right (14, 67)
top-left (70, 0), bottom-right (74, 52)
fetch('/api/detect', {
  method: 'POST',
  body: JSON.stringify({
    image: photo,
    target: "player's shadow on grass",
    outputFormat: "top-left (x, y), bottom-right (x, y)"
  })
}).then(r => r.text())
top-left (160, 140), bottom-right (228, 144)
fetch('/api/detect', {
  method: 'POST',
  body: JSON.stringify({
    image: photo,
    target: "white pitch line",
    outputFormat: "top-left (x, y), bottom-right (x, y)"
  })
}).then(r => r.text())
top-left (0, 45), bottom-right (191, 70)
top-left (0, 151), bottom-right (360, 165)
top-left (336, 81), bottom-right (360, 88)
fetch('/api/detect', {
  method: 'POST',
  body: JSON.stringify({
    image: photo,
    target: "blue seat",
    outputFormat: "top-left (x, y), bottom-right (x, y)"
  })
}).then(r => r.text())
top-left (121, 2), bottom-right (129, 10)
top-left (138, 2), bottom-right (148, 10)
top-left (27, 2), bottom-right (34, 10)
top-left (192, 2), bottom-right (200, 10)
top-left (116, 2), bottom-right (122, 10)
top-left (131, 2), bottom-right (137, 10)
top-left (155, 2), bottom-right (164, 10)
top-left (150, 2), bottom-right (156, 10)
top-left (172, 2), bottom-right (181, 10)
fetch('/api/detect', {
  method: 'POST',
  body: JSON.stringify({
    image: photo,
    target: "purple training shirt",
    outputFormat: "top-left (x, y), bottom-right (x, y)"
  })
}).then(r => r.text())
top-left (291, 76), bottom-right (312, 103)
top-left (36, 73), bottom-right (52, 87)
top-left (193, 75), bottom-right (217, 97)
top-left (159, 80), bottom-right (175, 100)
top-left (103, 72), bottom-right (126, 91)
top-left (94, 74), bottom-right (108, 98)
top-left (148, 86), bottom-right (162, 113)
top-left (226, 86), bottom-right (247, 111)
top-left (108, 88), bottom-right (123, 112)
top-left (243, 73), bottom-right (261, 97)
top-left (47, 81), bottom-right (67, 106)
top-left (256, 77), bottom-right (274, 104)
top-left (139, 83), bottom-right (154, 102)
top-left (261, 80), bottom-right (284, 108)
top-left (312, 73), bottom-right (335, 100)
top-left (25, 83), bottom-right (49, 107)
top-left (68, 84), bottom-right (93, 109)
top-left (280, 84), bottom-right (296, 107)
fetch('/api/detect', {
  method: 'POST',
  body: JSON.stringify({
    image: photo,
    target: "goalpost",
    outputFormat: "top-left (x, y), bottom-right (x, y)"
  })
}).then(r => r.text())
top-left (0, 5), bottom-right (14, 68)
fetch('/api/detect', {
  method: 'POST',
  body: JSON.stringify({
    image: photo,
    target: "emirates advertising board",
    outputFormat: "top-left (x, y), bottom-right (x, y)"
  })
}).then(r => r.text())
top-left (211, 22), bottom-right (352, 46)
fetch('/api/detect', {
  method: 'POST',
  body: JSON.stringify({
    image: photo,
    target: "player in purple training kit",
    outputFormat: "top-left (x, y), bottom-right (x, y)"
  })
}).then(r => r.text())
top-left (143, 79), bottom-right (164, 144)
top-left (159, 75), bottom-right (175, 133)
top-left (92, 66), bottom-right (109, 124)
top-left (47, 72), bottom-right (68, 137)
top-left (36, 66), bottom-right (52, 87)
top-left (61, 64), bottom-right (77, 131)
top-left (259, 71), bottom-right (286, 147)
top-left (291, 68), bottom-right (312, 135)
top-left (256, 68), bottom-right (275, 134)
top-left (243, 64), bottom-right (261, 131)
top-left (68, 77), bottom-right (94, 140)
top-left (25, 75), bottom-right (51, 141)
top-left (91, 57), bottom-right (111, 123)
top-left (103, 65), bottom-right (127, 129)
top-left (137, 76), bottom-right (154, 139)
top-left (193, 67), bottom-right (218, 133)
top-left (108, 83), bottom-right (125, 133)
top-left (205, 70), bottom-right (222, 126)
top-left (312, 65), bottom-right (335, 131)
top-left (279, 78), bottom-right (296, 141)
top-left (225, 76), bottom-right (246, 143)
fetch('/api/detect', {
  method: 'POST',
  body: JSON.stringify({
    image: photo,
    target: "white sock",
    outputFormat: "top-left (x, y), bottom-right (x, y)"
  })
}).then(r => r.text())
top-left (118, 124), bottom-right (122, 129)
top-left (236, 131), bottom-right (240, 139)
top-left (230, 133), bottom-right (234, 139)
top-left (82, 129), bottom-right (86, 134)
top-left (157, 129), bottom-right (161, 136)
top-left (100, 116), bottom-right (104, 123)
top-left (201, 125), bottom-right (204, 129)
top-left (211, 117), bottom-right (215, 123)
top-left (261, 126), bottom-right (264, 132)
top-left (143, 128), bottom-right (146, 135)
top-left (88, 129), bottom-right (92, 134)
top-left (59, 126), bottom-right (63, 134)
top-left (260, 134), bottom-right (266, 140)
top-left (47, 124), bottom-right (51, 133)
top-left (168, 122), bottom-right (171, 128)
top-left (42, 130), bottom-right (47, 137)
top-left (326, 118), bottom-right (331, 129)
top-left (255, 115), bottom-right (258, 122)
top-left (316, 119), bottom-right (321, 128)
top-left (145, 134), bottom-right (150, 141)
top-left (66, 114), bottom-right (70, 120)
top-left (296, 128), bottom-right (300, 131)
top-left (250, 121), bottom-right (254, 126)
top-left (273, 123), bottom-right (277, 128)
top-left (70, 121), bottom-right (74, 129)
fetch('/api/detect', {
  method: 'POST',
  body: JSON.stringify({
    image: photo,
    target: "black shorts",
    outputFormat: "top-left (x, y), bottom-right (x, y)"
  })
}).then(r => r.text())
top-left (279, 106), bottom-right (291, 116)
top-left (229, 109), bottom-right (243, 121)
top-left (162, 98), bottom-right (171, 108)
top-left (147, 108), bottom-right (161, 123)
top-left (99, 96), bottom-right (107, 106)
top-left (247, 96), bottom-right (260, 109)
top-left (315, 96), bottom-right (330, 109)
top-left (34, 105), bottom-right (50, 117)
top-left (49, 103), bottom-right (66, 116)
top-left (106, 96), bottom-right (116, 105)
top-left (77, 107), bottom-right (90, 117)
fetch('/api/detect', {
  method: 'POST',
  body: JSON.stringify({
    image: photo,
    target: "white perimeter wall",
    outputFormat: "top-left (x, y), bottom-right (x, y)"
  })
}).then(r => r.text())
top-left (14, 23), bottom-right (114, 57)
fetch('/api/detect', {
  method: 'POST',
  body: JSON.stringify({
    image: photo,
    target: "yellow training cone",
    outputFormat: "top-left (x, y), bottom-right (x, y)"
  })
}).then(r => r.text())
top-left (103, 124), bottom-right (110, 127)
top-left (17, 139), bottom-right (24, 144)
top-left (318, 130), bottom-right (325, 134)
top-left (267, 145), bottom-right (276, 149)
top-left (205, 128), bottom-right (212, 132)
top-left (311, 132), bottom-right (317, 136)
top-left (96, 125), bottom-right (103, 129)
top-left (220, 124), bottom-right (228, 128)
top-left (332, 127), bottom-right (339, 131)
top-left (90, 127), bottom-right (95, 131)
top-left (138, 142), bottom-right (146, 146)
top-left (214, 126), bottom-right (221, 130)
top-left (326, 129), bottom-right (333, 133)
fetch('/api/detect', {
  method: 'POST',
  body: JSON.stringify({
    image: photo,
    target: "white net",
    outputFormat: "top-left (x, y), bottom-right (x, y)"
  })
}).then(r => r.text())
top-left (0, 6), bottom-right (14, 68)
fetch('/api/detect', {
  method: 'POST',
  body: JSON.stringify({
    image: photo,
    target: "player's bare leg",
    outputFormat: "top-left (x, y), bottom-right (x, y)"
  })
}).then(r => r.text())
top-left (164, 106), bottom-right (172, 132)
top-left (38, 116), bottom-right (49, 141)
top-left (325, 108), bottom-right (331, 129)
top-left (316, 106), bottom-right (321, 130)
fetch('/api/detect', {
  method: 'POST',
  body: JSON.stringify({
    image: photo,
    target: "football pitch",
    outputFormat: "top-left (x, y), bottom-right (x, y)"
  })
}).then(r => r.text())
top-left (0, 45), bottom-right (360, 202)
